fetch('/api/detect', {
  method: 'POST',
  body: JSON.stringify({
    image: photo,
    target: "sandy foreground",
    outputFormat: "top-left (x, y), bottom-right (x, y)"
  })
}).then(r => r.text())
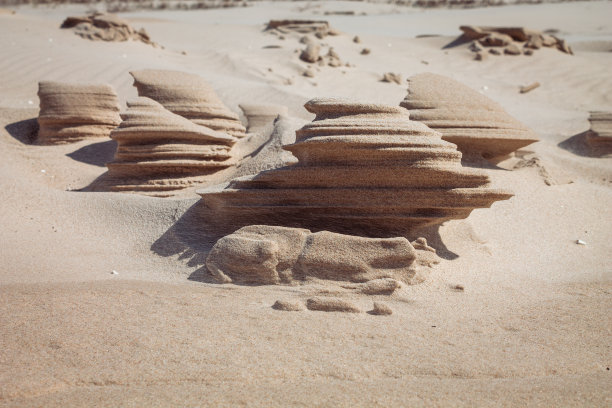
top-left (0, 1), bottom-right (611, 406)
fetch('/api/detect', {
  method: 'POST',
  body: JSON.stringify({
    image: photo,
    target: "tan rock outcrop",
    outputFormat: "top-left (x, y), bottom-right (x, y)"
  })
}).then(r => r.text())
top-left (36, 81), bottom-right (121, 144)
top-left (586, 111), bottom-right (612, 151)
top-left (239, 104), bottom-right (289, 134)
top-left (104, 97), bottom-right (237, 196)
top-left (61, 13), bottom-right (156, 46)
top-left (130, 69), bottom-right (246, 138)
top-left (206, 225), bottom-right (437, 285)
top-left (199, 97), bottom-right (512, 236)
top-left (400, 73), bottom-right (539, 159)
top-left (266, 20), bottom-right (332, 37)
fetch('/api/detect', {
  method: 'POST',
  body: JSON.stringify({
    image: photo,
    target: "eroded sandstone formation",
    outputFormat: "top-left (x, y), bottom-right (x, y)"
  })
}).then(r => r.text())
top-left (239, 103), bottom-right (289, 134)
top-left (130, 69), bottom-right (247, 138)
top-left (586, 111), bottom-right (612, 152)
top-left (61, 13), bottom-right (157, 46)
top-left (400, 73), bottom-right (539, 160)
top-left (198, 97), bottom-right (512, 236)
top-left (37, 81), bottom-right (121, 144)
top-left (104, 97), bottom-right (237, 196)
top-left (206, 225), bottom-right (439, 285)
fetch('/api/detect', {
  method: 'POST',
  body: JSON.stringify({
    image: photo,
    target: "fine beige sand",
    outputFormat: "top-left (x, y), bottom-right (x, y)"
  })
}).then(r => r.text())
top-left (0, 1), bottom-right (611, 406)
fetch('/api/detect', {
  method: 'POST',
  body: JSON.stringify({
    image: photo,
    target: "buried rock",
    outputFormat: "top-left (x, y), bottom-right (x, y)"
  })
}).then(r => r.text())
top-left (61, 13), bottom-right (157, 46)
top-left (272, 300), bottom-right (305, 311)
top-left (370, 302), bottom-right (393, 315)
top-left (206, 225), bottom-right (440, 285)
top-left (306, 297), bottom-right (361, 313)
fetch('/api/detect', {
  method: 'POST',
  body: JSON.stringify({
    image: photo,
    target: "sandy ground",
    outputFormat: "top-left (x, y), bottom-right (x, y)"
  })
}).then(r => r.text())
top-left (0, 1), bottom-right (611, 406)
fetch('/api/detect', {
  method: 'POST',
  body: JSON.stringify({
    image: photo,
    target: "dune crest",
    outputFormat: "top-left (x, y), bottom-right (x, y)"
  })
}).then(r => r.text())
top-left (36, 81), bottom-right (121, 145)
top-left (130, 69), bottom-right (247, 138)
top-left (199, 97), bottom-right (512, 236)
top-left (206, 225), bottom-right (438, 285)
top-left (400, 73), bottom-right (539, 160)
top-left (103, 97), bottom-right (237, 196)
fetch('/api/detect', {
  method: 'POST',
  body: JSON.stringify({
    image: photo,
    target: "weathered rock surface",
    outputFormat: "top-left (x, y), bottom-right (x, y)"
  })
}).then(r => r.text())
top-left (266, 20), bottom-right (332, 37)
top-left (205, 225), bottom-right (437, 286)
top-left (130, 69), bottom-right (246, 138)
top-left (199, 97), bottom-right (512, 236)
top-left (306, 297), bottom-right (361, 313)
top-left (586, 111), bottom-right (612, 151)
top-left (400, 73), bottom-right (539, 159)
top-left (239, 104), bottom-right (289, 134)
top-left (462, 26), bottom-right (572, 57)
top-left (104, 97), bottom-right (237, 196)
top-left (300, 44), bottom-right (320, 63)
top-left (370, 302), bottom-right (393, 315)
top-left (61, 13), bottom-right (156, 46)
top-left (36, 81), bottom-right (121, 144)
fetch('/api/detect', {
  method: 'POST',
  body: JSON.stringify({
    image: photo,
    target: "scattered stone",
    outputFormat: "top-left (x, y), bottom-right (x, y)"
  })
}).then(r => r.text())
top-left (326, 48), bottom-right (343, 67)
top-left (272, 300), bottom-right (305, 311)
top-left (504, 44), bottom-right (521, 55)
top-left (370, 302), bottom-right (393, 315)
top-left (300, 44), bottom-right (320, 63)
top-left (306, 297), bottom-right (361, 313)
top-left (130, 69), bottom-right (246, 138)
top-left (104, 98), bottom-right (236, 196)
top-left (541, 34), bottom-right (557, 47)
top-left (199, 98), bottom-right (512, 236)
top-left (488, 48), bottom-right (501, 55)
top-left (36, 81), bottom-right (121, 144)
top-left (524, 48), bottom-right (534, 56)
top-left (61, 12), bottom-right (157, 46)
top-left (360, 48), bottom-right (371, 55)
top-left (474, 51), bottom-right (487, 61)
top-left (468, 41), bottom-right (483, 53)
top-left (576, 239), bottom-right (587, 246)
top-left (520, 82), bottom-right (540, 94)
top-left (401, 73), bottom-right (539, 159)
top-left (525, 34), bottom-right (542, 49)
top-left (358, 278), bottom-right (401, 295)
top-left (299, 35), bottom-right (315, 45)
top-left (382, 72), bottom-right (402, 84)
top-left (452, 284), bottom-right (465, 291)
top-left (353, 35), bottom-right (361, 43)
top-left (479, 33), bottom-right (512, 47)
top-left (556, 38), bottom-right (573, 55)
top-left (303, 68), bottom-right (316, 77)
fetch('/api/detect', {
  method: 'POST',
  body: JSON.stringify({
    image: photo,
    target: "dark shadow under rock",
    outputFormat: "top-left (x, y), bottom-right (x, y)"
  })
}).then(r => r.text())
top-left (558, 131), bottom-right (612, 158)
top-left (66, 140), bottom-right (117, 167)
top-left (5, 117), bottom-right (38, 144)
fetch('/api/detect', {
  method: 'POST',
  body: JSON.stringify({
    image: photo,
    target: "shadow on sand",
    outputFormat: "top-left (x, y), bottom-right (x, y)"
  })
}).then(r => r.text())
top-left (5, 117), bottom-right (38, 144)
top-left (67, 140), bottom-right (117, 167)
top-left (558, 131), bottom-right (611, 158)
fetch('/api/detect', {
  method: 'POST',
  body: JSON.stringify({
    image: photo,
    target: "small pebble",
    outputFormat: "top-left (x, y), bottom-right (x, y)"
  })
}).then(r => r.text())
top-left (576, 239), bottom-right (587, 245)
top-left (370, 302), bottom-right (393, 315)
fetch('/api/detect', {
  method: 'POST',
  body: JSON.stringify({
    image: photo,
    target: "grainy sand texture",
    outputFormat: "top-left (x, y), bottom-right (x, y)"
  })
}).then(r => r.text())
top-left (0, 1), bottom-right (611, 406)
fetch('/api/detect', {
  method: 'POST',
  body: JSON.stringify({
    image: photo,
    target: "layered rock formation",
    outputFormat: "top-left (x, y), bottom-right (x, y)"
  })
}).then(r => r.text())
top-left (206, 225), bottom-right (438, 285)
top-left (37, 81), bottom-right (121, 144)
top-left (130, 70), bottom-right (246, 138)
top-left (239, 103), bottom-right (289, 134)
top-left (61, 13), bottom-right (157, 46)
top-left (198, 97), bottom-right (512, 236)
top-left (586, 111), bottom-right (612, 151)
top-left (400, 73), bottom-right (539, 160)
top-left (104, 97), bottom-right (237, 196)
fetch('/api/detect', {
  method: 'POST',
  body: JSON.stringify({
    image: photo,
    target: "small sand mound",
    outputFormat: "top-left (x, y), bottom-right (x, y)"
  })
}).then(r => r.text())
top-left (400, 73), bottom-right (539, 160)
top-left (199, 97), bottom-right (512, 236)
top-left (272, 300), bottom-right (304, 311)
top-left (370, 302), bottom-right (393, 315)
top-left (103, 97), bottom-right (237, 197)
top-left (306, 297), bottom-right (361, 313)
top-left (130, 69), bottom-right (247, 138)
top-left (460, 26), bottom-right (573, 57)
top-left (36, 81), bottom-right (121, 145)
top-left (239, 104), bottom-right (288, 135)
top-left (61, 12), bottom-right (157, 46)
top-left (206, 226), bottom-right (440, 286)
top-left (586, 111), bottom-right (612, 152)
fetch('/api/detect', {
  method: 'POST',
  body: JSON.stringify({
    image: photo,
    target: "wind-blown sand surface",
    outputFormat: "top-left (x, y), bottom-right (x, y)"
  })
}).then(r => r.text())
top-left (0, 1), bottom-right (611, 406)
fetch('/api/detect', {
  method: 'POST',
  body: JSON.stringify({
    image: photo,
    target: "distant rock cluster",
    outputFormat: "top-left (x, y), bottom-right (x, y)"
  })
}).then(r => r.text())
top-left (103, 97), bottom-right (237, 196)
top-left (198, 97), bottom-right (512, 237)
top-left (460, 26), bottom-right (573, 60)
top-left (400, 73), bottom-right (539, 160)
top-left (266, 19), bottom-right (340, 39)
top-left (206, 225), bottom-right (439, 285)
top-left (37, 81), bottom-right (121, 144)
top-left (60, 13), bottom-right (157, 46)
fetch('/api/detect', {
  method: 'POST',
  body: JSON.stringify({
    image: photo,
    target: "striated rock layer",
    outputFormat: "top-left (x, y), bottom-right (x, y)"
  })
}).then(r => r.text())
top-left (37, 81), bottom-right (121, 144)
top-left (586, 111), bottom-right (612, 151)
top-left (400, 73), bottom-right (539, 160)
top-left (104, 97), bottom-right (237, 196)
top-left (130, 70), bottom-right (246, 138)
top-left (198, 97), bottom-right (512, 236)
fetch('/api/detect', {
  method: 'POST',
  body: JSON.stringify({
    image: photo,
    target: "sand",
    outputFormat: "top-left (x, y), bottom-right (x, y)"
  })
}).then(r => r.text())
top-left (0, 1), bottom-right (611, 406)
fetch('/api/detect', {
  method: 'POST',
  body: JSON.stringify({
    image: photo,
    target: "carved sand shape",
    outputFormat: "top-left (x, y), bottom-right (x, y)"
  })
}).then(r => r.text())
top-left (239, 103), bottom-right (289, 134)
top-left (400, 73), bottom-right (539, 160)
top-left (130, 70), bottom-right (246, 138)
top-left (104, 97), bottom-right (237, 196)
top-left (36, 81), bottom-right (121, 145)
top-left (199, 97), bottom-right (512, 236)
